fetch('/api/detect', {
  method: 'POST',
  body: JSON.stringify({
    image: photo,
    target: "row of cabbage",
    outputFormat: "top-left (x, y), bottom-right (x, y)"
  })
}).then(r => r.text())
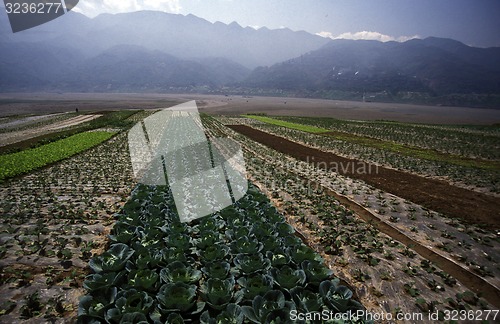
top-left (247, 121), bottom-right (499, 193)
top-left (78, 183), bottom-right (368, 323)
top-left (0, 131), bottom-right (117, 181)
top-left (204, 116), bottom-right (498, 318)
top-left (272, 116), bottom-right (500, 161)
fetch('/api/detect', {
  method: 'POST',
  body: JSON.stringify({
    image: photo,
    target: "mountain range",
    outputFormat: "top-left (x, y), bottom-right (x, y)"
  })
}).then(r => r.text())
top-left (246, 38), bottom-right (500, 104)
top-left (1, 10), bottom-right (499, 107)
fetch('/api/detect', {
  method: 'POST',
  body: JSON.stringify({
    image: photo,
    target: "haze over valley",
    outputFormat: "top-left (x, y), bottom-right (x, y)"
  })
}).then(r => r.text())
top-left (1, 9), bottom-right (499, 107)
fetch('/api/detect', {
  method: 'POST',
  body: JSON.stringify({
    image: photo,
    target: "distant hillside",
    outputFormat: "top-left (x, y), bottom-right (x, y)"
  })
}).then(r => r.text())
top-left (61, 45), bottom-right (253, 91)
top-left (0, 10), bottom-right (327, 92)
top-left (0, 10), bottom-right (329, 69)
top-left (0, 10), bottom-right (499, 107)
top-left (242, 38), bottom-right (500, 106)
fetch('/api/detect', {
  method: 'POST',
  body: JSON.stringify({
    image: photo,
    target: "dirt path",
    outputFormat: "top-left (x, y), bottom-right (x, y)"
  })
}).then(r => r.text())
top-left (0, 115), bottom-right (102, 147)
top-left (228, 125), bottom-right (500, 229)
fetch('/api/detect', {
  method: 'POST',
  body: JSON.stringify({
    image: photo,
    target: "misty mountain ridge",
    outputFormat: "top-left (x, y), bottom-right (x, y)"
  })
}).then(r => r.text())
top-left (246, 38), bottom-right (500, 97)
top-left (0, 10), bottom-right (329, 68)
top-left (0, 10), bottom-right (499, 107)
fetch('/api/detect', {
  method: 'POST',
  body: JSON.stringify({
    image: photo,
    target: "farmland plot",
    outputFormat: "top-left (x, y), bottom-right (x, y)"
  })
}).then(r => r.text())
top-left (0, 111), bottom-right (154, 322)
top-left (78, 111), bottom-right (368, 323)
top-left (244, 116), bottom-right (500, 195)
top-left (204, 116), bottom-right (499, 321)
top-left (79, 183), bottom-right (368, 323)
top-left (0, 113), bottom-right (69, 132)
top-left (0, 114), bottom-right (103, 147)
top-left (1, 106), bottom-right (497, 323)
top-left (273, 116), bottom-right (500, 161)
top-left (0, 131), bottom-right (116, 181)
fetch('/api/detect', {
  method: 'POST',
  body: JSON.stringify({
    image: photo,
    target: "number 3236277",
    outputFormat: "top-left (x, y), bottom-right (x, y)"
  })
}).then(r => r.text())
top-left (442, 309), bottom-right (498, 321)
top-left (5, 2), bottom-right (63, 14)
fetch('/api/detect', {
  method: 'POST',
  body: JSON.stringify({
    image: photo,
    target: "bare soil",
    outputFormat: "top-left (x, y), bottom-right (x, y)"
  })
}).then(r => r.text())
top-left (228, 125), bottom-right (500, 229)
top-left (1, 93), bottom-right (499, 124)
top-left (315, 183), bottom-right (500, 308)
top-left (0, 115), bottom-right (102, 147)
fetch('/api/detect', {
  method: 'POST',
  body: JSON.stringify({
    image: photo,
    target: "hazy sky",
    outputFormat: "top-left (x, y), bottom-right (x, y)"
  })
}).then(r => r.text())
top-left (72, 0), bottom-right (500, 47)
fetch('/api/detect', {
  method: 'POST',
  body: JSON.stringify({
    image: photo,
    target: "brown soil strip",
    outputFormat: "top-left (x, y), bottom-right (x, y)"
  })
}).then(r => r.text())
top-left (0, 115), bottom-right (102, 147)
top-left (231, 125), bottom-right (500, 307)
top-left (47, 114), bottom-right (102, 131)
top-left (228, 125), bottom-right (500, 229)
top-left (318, 184), bottom-right (500, 308)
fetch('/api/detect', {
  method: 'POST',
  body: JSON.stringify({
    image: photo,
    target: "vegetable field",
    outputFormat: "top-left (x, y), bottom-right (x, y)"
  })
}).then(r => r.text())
top-left (0, 131), bottom-right (116, 181)
top-left (79, 184), bottom-right (365, 323)
top-left (1, 106), bottom-right (499, 323)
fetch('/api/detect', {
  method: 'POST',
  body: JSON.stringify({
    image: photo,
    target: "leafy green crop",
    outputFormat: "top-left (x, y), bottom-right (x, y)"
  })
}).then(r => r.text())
top-left (230, 237), bottom-right (263, 254)
top-left (201, 261), bottom-right (231, 280)
top-left (270, 265), bottom-right (307, 290)
top-left (290, 287), bottom-right (324, 313)
top-left (200, 277), bottom-right (238, 310)
top-left (127, 269), bottom-right (159, 291)
top-left (89, 243), bottom-right (134, 273)
top-left (319, 279), bottom-right (364, 313)
top-left (79, 183), bottom-right (368, 323)
top-left (156, 282), bottom-right (201, 313)
top-left (105, 289), bottom-right (154, 322)
top-left (302, 260), bottom-right (334, 285)
top-left (160, 261), bottom-right (202, 284)
top-left (236, 274), bottom-right (274, 300)
top-left (0, 131), bottom-right (115, 181)
top-left (200, 303), bottom-right (244, 324)
top-left (233, 253), bottom-right (271, 275)
top-left (245, 115), bottom-right (329, 133)
top-left (241, 290), bottom-right (296, 323)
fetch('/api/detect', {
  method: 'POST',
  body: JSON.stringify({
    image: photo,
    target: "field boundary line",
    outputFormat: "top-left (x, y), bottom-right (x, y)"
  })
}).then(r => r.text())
top-left (227, 124), bottom-right (500, 228)
top-left (230, 124), bottom-right (500, 308)
top-left (316, 183), bottom-right (500, 308)
top-left (246, 114), bottom-right (500, 171)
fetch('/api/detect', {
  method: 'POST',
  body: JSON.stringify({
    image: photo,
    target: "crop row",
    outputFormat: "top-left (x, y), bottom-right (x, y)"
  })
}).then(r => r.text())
top-left (0, 131), bottom-right (116, 182)
top-left (0, 111), bottom-right (155, 321)
top-left (203, 115), bottom-right (496, 318)
top-left (78, 180), bottom-right (369, 323)
top-left (0, 112), bottom-right (75, 134)
top-left (0, 110), bottom-right (140, 155)
top-left (273, 116), bottom-right (500, 161)
top-left (244, 120), bottom-right (500, 194)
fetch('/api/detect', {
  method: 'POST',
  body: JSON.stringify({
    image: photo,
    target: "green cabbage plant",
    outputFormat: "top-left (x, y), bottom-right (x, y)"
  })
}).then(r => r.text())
top-left (200, 277), bottom-right (238, 310)
top-left (319, 279), bottom-right (363, 314)
top-left (200, 303), bottom-right (244, 324)
top-left (241, 290), bottom-right (296, 323)
top-left (290, 287), bottom-right (324, 312)
top-left (156, 282), bottom-right (204, 314)
top-left (89, 243), bottom-right (135, 273)
top-left (127, 269), bottom-right (159, 292)
top-left (270, 265), bottom-right (307, 290)
top-left (160, 261), bottom-right (202, 284)
top-left (230, 237), bottom-right (263, 254)
top-left (233, 253), bottom-right (271, 274)
top-left (201, 261), bottom-right (231, 280)
top-left (302, 260), bottom-right (334, 285)
top-left (236, 273), bottom-right (274, 299)
top-left (104, 289), bottom-right (154, 322)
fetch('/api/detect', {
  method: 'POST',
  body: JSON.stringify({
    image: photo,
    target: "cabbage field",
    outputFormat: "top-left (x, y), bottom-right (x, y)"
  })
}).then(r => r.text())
top-left (0, 106), bottom-right (499, 323)
top-left (78, 184), bottom-right (365, 323)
